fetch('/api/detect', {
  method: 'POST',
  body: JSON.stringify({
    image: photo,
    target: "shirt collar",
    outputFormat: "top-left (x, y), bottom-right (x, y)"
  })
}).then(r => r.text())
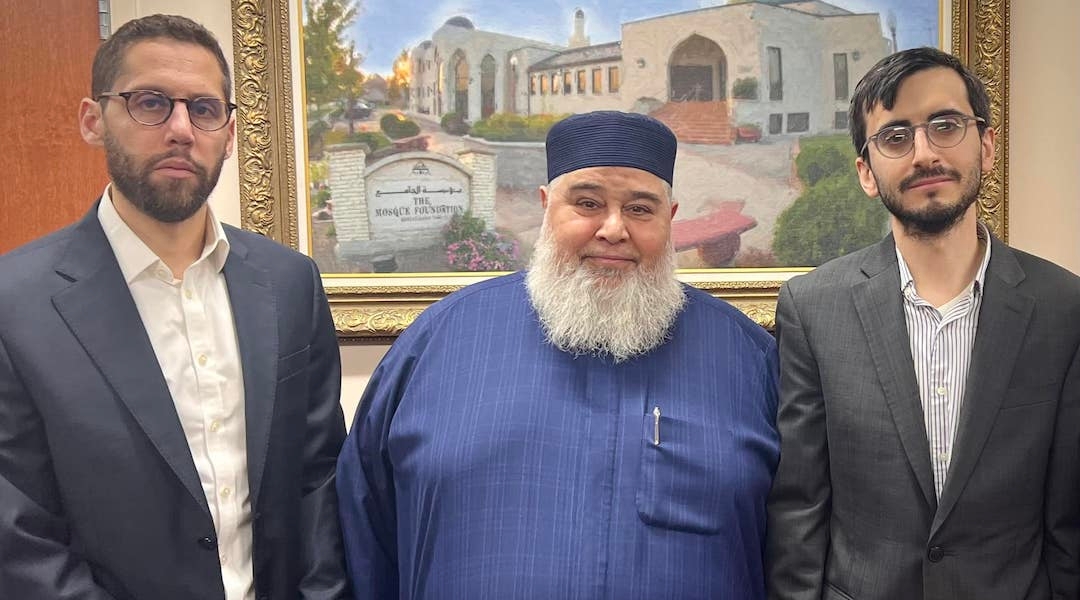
top-left (896, 222), bottom-right (992, 298)
top-left (97, 184), bottom-right (231, 284)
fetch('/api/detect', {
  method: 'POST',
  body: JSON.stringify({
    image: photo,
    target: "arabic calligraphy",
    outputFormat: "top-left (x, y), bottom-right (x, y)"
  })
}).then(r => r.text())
top-left (375, 185), bottom-right (464, 197)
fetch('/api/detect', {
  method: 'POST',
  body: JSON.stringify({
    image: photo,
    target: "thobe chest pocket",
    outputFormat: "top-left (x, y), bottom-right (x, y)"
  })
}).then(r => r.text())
top-left (635, 412), bottom-right (727, 534)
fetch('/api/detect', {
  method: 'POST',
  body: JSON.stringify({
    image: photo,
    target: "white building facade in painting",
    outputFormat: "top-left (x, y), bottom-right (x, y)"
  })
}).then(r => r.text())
top-left (409, 1), bottom-right (890, 137)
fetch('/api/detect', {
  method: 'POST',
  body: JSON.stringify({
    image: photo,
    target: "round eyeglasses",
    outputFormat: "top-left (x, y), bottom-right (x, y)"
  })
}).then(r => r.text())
top-left (96, 90), bottom-right (237, 132)
top-left (862, 114), bottom-right (985, 159)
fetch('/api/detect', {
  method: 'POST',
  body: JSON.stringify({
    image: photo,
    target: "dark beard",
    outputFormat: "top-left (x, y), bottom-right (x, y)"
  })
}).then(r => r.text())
top-left (877, 164), bottom-right (981, 238)
top-left (104, 133), bottom-right (223, 223)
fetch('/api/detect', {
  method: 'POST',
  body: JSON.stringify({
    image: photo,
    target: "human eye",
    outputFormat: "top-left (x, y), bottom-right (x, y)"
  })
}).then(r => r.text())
top-left (930, 117), bottom-right (963, 133)
top-left (190, 98), bottom-right (223, 119)
top-left (625, 203), bottom-right (655, 217)
top-left (132, 91), bottom-right (169, 112)
top-left (879, 127), bottom-right (912, 147)
top-left (575, 197), bottom-right (601, 210)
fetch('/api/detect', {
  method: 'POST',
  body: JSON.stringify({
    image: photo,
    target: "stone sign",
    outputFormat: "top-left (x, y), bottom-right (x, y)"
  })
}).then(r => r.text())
top-left (366, 159), bottom-right (470, 236)
top-left (325, 145), bottom-right (496, 266)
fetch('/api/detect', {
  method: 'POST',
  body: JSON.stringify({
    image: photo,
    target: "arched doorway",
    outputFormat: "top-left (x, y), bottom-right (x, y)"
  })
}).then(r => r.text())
top-left (481, 54), bottom-right (497, 118)
top-left (451, 51), bottom-right (469, 119)
top-left (669, 35), bottom-right (727, 102)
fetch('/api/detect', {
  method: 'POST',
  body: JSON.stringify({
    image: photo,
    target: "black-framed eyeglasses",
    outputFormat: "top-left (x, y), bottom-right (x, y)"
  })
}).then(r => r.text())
top-left (862, 114), bottom-right (986, 159)
top-left (96, 90), bottom-right (236, 132)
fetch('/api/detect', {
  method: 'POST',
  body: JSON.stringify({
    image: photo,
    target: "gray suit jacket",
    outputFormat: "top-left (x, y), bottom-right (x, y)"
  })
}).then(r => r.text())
top-left (766, 233), bottom-right (1080, 600)
top-left (0, 203), bottom-right (349, 599)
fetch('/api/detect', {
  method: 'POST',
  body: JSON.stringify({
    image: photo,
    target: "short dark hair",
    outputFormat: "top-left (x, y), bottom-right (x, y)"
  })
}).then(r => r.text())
top-left (849, 47), bottom-right (990, 160)
top-left (91, 14), bottom-right (231, 100)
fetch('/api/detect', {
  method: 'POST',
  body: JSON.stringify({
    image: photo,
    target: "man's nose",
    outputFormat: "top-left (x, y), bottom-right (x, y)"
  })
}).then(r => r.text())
top-left (910, 127), bottom-right (942, 169)
top-left (595, 210), bottom-right (628, 243)
top-left (162, 101), bottom-right (196, 144)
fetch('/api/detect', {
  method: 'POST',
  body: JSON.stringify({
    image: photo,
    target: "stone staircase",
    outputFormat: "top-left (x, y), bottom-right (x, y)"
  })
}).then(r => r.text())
top-left (650, 100), bottom-right (733, 145)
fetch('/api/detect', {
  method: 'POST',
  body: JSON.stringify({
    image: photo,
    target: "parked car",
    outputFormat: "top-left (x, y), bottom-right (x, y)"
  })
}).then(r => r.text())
top-left (344, 101), bottom-right (373, 120)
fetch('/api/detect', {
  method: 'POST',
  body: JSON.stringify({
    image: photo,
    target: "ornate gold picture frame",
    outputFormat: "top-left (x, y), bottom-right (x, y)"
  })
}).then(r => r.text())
top-left (231, 0), bottom-right (1008, 339)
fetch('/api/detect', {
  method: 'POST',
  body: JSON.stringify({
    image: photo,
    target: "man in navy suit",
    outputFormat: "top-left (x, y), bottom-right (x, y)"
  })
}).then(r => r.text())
top-left (0, 14), bottom-right (348, 599)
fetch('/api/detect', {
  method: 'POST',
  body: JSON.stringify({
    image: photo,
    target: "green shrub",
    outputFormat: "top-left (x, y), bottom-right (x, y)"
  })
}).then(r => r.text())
top-left (322, 129), bottom-right (392, 151)
top-left (796, 135), bottom-right (855, 187)
top-left (440, 112), bottom-right (470, 135)
top-left (379, 113), bottom-right (421, 139)
top-left (470, 113), bottom-right (527, 141)
top-left (443, 211), bottom-right (488, 244)
top-left (312, 187), bottom-right (332, 209)
top-left (732, 77), bottom-right (759, 100)
top-left (772, 171), bottom-right (888, 267)
top-left (469, 113), bottom-right (569, 142)
top-left (442, 211), bottom-right (520, 271)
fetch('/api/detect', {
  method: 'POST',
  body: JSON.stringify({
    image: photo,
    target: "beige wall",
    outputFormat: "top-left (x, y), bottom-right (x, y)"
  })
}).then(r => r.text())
top-left (1008, 0), bottom-right (1080, 275)
top-left (113, 1), bottom-right (1080, 423)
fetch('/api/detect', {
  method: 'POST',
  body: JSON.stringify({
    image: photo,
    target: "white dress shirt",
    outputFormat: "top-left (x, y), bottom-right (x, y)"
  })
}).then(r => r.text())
top-left (896, 224), bottom-right (992, 498)
top-left (98, 187), bottom-right (254, 600)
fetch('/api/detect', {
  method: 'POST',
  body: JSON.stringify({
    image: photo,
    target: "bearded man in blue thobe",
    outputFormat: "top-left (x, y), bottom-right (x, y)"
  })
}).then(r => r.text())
top-left (336, 111), bottom-right (779, 599)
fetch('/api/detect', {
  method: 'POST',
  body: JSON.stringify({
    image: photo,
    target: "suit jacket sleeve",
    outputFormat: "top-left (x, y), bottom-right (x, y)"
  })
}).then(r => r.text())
top-left (766, 282), bottom-right (831, 600)
top-left (297, 262), bottom-right (351, 599)
top-left (1044, 341), bottom-right (1080, 596)
top-left (0, 333), bottom-right (118, 599)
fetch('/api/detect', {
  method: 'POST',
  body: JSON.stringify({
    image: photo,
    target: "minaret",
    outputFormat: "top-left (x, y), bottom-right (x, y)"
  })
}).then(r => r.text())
top-left (569, 8), bottom-right (590, 48)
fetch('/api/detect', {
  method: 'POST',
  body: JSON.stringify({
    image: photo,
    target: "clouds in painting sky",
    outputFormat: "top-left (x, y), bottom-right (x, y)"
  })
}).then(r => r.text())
top-left (333, 0), bottom-right (938, 76)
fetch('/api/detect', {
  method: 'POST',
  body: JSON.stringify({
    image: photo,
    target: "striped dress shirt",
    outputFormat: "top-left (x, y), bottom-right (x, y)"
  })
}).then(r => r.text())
top-left (896, 225), bottom-right (991, 498)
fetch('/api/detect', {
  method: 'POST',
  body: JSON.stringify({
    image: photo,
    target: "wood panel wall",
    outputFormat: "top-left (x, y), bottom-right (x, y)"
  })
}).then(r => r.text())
top-left (1, 2), bottom-right (106, 254)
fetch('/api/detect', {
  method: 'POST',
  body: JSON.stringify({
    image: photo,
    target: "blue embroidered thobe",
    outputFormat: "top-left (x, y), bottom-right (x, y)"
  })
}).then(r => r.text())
top-left (337, 272), bottom-right (779, 599)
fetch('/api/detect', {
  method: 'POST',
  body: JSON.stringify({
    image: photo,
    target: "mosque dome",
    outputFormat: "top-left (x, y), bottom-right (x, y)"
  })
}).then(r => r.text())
top-left (444, 16), bottom-right (475, 29)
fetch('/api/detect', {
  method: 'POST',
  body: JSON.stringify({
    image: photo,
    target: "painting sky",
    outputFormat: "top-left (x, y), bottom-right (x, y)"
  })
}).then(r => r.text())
top-left (335, 0), bottom-right (939, 76)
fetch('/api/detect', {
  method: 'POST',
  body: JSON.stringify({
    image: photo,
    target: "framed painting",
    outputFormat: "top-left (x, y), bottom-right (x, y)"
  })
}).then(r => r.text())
top-left (231, 0), bottom-right (1008, 339)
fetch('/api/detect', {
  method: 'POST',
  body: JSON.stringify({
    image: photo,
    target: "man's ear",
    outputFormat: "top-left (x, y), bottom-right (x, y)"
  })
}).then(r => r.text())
top-left (79, 98), bottom-right (105, 146)
top-left (224, 117), bottom-right (236, 160)
top-left (539, 184), bottom-right (550, 210)
top-left (979, 126), bottom-right (996, 174)
top-left (855, 155), bottom-right (879, 198)
top-left (670, 201), bottom-right (678, 219)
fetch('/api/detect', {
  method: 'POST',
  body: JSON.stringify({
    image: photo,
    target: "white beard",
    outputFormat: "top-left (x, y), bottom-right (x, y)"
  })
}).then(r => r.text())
top-left (525, 223), bottom-right (686, 362)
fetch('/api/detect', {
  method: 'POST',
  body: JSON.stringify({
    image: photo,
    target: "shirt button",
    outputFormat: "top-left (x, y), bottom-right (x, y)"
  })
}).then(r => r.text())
top-left (184, 288), bottom-right (193, 300)
top-left (220, 553), bottom-right (229, 565)
top-left (936, 451), bottom-right (949, 463)
top-left (198, 354), bottom-right (208, 366)
top-left (936, 386), bottom-right (948, 396)
top-left (210, 420), bottom-right (222, 433)
top-left (221, 487), bottom-right (232, 498)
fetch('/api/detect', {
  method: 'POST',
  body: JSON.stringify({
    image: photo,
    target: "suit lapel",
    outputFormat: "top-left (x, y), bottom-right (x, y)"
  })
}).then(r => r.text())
top-left (221, 233), bottom-right (277, 505)
top-left (931, 238), bottom-right (1031, 535)
top-left (51, 206), bottom-right (210, 514)
top-left (851, 236), bottom-right (938, 510)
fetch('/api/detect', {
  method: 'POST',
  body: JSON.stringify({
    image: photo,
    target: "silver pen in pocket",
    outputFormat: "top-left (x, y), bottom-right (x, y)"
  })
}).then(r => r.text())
top-left (653, 406), bottom-right (661, 446)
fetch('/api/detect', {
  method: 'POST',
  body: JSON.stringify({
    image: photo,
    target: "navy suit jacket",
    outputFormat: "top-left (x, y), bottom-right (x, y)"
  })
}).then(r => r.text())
top-left (0, 203), bottom-right (349, 599)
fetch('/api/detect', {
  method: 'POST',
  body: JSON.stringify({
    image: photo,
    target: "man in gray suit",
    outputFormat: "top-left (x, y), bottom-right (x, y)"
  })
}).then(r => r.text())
top-left (766, 47), bottom-right (1080, 599)
top-left (0, 15), bottom-right (348, 599)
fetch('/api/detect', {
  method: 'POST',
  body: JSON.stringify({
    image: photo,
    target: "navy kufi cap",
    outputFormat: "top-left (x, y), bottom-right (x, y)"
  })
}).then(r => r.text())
top-left (545, 111), bottom-right (677, 186)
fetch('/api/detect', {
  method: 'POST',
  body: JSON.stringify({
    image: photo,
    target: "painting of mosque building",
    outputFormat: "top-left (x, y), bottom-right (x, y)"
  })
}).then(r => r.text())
top-left (409, 3), bottom-right (888, 138)
top-left (306, 0), bottom-right (934, 274)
